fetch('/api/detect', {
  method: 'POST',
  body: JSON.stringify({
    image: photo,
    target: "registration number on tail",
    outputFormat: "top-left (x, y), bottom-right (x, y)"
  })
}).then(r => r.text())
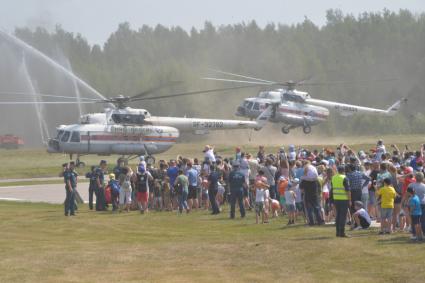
top-left (192, 121), bottom-right (224, 128)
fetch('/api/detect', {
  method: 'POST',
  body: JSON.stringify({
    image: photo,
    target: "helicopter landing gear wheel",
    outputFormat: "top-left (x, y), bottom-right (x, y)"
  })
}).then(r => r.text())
top-left (281, 126), bottom-right (290, 134)
top-left (146, 155), bottom-right (156, 165)
top-left (76, 159), bottom-right (85, 168)
top-left (303, 125), bottom-right (312, 134)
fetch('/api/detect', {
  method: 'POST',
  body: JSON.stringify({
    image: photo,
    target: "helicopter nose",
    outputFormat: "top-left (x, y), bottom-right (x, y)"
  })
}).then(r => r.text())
top-left (236, 106), bottom-right (246, 116)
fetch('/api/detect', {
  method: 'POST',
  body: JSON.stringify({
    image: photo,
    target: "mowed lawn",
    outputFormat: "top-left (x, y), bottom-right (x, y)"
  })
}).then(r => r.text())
top-left (0, 201), bottom-right (424, 283)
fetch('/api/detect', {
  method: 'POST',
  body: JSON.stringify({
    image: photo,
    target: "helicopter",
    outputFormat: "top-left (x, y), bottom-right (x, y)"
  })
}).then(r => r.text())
top-left (202, 70), bottom-right (407, 134)
top-left (0, 87), bottom-right (273, 167)
top-left (0, 31), bottom-right (276, 166)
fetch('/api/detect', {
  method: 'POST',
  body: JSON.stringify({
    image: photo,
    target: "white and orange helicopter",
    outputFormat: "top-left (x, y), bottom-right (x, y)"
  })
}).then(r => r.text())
top-left (203, 70), bottom-right (407, 134)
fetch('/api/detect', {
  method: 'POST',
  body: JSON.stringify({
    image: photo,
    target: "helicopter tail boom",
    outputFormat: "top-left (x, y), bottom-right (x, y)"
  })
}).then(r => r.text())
top-left (384, 98), bottom-right (407, 116)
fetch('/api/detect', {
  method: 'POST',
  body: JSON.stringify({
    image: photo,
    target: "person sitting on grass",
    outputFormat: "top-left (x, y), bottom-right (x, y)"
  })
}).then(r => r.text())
top-left (407, 187), bottom-right (423, 241)
top-left (377, 178), bottom-right (397, 235)
top-left (351, 201), bottom-right (371, 230)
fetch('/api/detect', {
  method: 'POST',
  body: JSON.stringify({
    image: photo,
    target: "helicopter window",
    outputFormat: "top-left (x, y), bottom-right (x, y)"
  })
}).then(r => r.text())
top-left (283, 92), bottom-right (305, 103)
top-left (61, 131), bottom-right (71, 142)
top-left (70, 131), bottom-right (80, 143)
top-left (111, 114), bottom-right (145, 124)
top-left (55, 130), bottom-right (64, 140)
top-left (246, 101), bottom-right (254, 110)
top-left (253, 102), bottom-right (260, 111)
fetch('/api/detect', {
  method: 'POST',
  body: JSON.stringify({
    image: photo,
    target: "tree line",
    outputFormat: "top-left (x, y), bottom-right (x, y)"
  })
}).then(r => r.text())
top-left (7, 9), bottom-right (425, 136)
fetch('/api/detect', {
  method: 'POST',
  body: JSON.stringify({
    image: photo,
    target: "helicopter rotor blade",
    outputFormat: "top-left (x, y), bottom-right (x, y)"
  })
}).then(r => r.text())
top-left (131, 85), bottom-right (259, 102)
top-left (207, 69), bottom-right (276, 84)
top-left (201, 77), bottom-right (272, 85)
top-left (0, 91), bottom-right (100, 101)
top-left (0, 101), bottom-right (97, 105)
top-left (129, 81), bottom-right (184, 100)
top-left (299, 78), bottom-right (398, 86)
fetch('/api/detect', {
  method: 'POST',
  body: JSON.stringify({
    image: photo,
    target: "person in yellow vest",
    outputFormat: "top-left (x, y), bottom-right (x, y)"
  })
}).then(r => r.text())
top-left (331, 165), bottom-right (352, 237)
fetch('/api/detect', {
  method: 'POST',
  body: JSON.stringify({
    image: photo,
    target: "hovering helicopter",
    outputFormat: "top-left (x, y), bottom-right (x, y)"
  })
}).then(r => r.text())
top-left (203, 70), bottom-right (407, 134)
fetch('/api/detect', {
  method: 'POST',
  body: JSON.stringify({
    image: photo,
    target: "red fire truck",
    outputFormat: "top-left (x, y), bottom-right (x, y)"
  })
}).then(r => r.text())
top-left (0, 135), bottom-right (24, 149)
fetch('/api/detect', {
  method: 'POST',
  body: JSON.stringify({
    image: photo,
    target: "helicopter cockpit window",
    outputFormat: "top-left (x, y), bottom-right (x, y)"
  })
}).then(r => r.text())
top-left (55, 130), bottom-right (64, 140)
top-left (70, 131), bottom-right (80, 143)
top-left (253, 102), bottom-right (260, 111)
top-left (245, 101), bottom-right (254, 110)
top-left (111, 114), bottom-right (145, 124)
top-left (61, 131), bottom-right (71, 142)
top-left (283, 92), bottom-right (305, 103)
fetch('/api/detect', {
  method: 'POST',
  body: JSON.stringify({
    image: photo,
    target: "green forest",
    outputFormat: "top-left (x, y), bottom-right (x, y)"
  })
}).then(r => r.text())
top-left (3, 9), bottom-right (425, 138)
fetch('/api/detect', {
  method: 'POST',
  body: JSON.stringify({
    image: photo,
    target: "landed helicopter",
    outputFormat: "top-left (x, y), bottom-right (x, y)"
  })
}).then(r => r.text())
top-left (0, 31), bottom-right (274, 166)
top-left (0, 88), bottom-right (273, 166)
top-left (203, 70), bottom-right (407, 134)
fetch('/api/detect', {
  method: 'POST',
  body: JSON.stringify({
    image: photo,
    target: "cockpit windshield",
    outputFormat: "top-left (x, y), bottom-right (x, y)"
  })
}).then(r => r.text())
top-left (55, 130), bottom-right (64, 140)
top-left (61, 131), bottom-right (70, 142)
top-left (243, 101), bottom-right (254, 110)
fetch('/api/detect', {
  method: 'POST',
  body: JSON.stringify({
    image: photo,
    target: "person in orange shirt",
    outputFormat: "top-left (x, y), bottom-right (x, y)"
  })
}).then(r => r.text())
top-left (278, 176), bottom-right (289, 213)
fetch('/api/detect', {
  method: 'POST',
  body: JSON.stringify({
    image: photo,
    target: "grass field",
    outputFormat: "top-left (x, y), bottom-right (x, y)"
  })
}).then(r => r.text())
top-left (0, 201), bottom-right (424, 283)
top-left (0, 134), bottom-right (424, 180)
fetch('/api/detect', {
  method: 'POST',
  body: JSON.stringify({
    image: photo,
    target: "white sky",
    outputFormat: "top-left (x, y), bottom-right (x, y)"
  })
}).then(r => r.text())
top-left (1, 0), bottom-right (424, 45)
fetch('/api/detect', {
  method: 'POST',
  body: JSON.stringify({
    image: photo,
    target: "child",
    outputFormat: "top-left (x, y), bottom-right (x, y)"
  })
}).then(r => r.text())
top-left (351, 201), bottom-right (371, 230)
top-left (108, 173), bottom-right (120, 213)
top-left (278, 176), bottom-right (288, 214)
top-left (162, 177), bottom-right (172, 211)
top-left (407, 187), bottom-right (423, 241)
top-left (153, 180), bottom-right (163, 211)
top-left (271, 199), bottom-right (280, 218)
top-left (255, 170), bottom-right (268, 224)
top-left (293, 179), bottom-right (306, 223)
top-left (255, 186), bottom-right (265, 224)
top-left (285, 184), bottom-right (296, 225)
top-left (376, 178), bottom-right (396, 234)
top-left (216, 181), bottom-right (225, 206)
top-left (119, 169), bottom-right (132, 213)
top-left (201, 173), bottom-right (209, 210)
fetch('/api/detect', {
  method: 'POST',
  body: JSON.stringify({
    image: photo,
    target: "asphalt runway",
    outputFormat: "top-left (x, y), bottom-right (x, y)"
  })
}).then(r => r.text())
top-left (0, 182), bottom-right (89, 204)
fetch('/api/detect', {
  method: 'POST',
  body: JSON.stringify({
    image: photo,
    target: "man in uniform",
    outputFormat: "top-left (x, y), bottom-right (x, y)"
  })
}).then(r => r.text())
top-left (64, 161), bottom-right (77, 216)
top-left (331, 165), bottom-right (351, 237)
top-left (95, 160), bottom-right (108, 211)
top-left (228, 161), bottom-right (246, 219)
top-left (86, 166), bottom-right (97, 210)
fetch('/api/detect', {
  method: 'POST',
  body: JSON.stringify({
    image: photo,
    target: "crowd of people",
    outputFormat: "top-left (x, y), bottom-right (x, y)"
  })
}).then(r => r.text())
top-left (62, 140), bottom-right (425, 241)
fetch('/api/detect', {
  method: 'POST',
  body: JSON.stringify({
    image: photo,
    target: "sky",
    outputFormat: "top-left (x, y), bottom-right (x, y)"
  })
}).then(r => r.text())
top-left (1, 0), bottom-right (424, 45)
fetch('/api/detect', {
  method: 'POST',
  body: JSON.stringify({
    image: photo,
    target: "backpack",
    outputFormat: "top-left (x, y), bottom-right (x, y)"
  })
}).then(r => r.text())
top-left (110, 181), bottom-right (120, 194)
